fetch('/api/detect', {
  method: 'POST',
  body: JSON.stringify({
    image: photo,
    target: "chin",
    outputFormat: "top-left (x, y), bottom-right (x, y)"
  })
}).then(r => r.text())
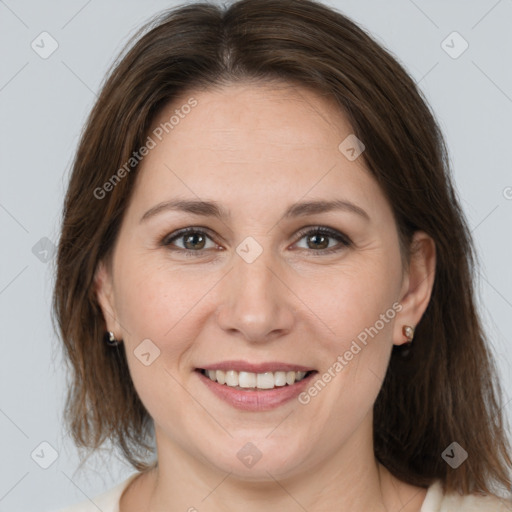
top-left (199, 433), bottom-right (310, 481)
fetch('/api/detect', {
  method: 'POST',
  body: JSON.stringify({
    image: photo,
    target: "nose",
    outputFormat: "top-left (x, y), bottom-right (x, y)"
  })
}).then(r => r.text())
top-left (215, 249), bottom-right (296, 343)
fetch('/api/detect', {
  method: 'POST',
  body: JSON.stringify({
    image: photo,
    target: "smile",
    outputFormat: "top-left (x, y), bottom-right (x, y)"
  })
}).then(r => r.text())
top-left (199, 368), bottom-right (313, 390)
top-left (195, 364), bottom-right (318, 411)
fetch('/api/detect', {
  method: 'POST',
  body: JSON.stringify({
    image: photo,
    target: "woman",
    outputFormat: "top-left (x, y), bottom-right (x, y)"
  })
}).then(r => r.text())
top-left (52, 0), bottom-right (512, 510)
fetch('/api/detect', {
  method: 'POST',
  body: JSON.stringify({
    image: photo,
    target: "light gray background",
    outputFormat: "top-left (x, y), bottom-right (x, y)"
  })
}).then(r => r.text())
top-left (1, 0), bottom-right (511, 510)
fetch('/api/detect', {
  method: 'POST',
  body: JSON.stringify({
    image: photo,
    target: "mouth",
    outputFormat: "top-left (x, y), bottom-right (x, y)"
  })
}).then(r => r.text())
top-left (196, 368), bottom-right (316, 390)
top-left (194, 362), bottom-right (318, 411)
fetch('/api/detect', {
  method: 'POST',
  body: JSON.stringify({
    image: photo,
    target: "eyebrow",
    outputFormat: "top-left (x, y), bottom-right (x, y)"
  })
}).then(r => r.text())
top-left (139, 198), bottom-right (370, 223)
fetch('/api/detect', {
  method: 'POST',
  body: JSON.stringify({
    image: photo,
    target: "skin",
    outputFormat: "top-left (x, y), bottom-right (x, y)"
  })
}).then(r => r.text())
top-left (95, 82), bottom-right (436, 512)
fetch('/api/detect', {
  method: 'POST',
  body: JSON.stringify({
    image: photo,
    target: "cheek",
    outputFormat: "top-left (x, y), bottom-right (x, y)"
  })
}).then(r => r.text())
top-left (296, 253), bottom-right (401, 348)
top-left (294, 251), bottom-right (401, 414)
top-left (113, 262), bottom-right (199, 429)
top-left (114, 257), bottom-right (198, 334)
top-left (296, 288), bottom-right (398, 449)
top-left (113, 259), bottom-right (220, 376)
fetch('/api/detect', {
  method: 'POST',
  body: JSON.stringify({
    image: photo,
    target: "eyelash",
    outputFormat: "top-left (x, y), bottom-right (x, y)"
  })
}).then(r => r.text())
top-left (160, 226), bottom-right (352, 257)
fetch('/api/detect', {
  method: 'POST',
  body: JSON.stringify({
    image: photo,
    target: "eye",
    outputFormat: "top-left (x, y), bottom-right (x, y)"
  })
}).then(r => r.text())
top-left (161, 227), bottom-right (218, 256)
top-left (293, 226), bottom-right (352, 255)
top-left (161, 225), bottom-right (352, 257)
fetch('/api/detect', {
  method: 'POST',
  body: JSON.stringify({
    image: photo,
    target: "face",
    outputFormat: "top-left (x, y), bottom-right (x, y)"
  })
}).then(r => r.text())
top-left (95, 82), bottom-right (433, 480)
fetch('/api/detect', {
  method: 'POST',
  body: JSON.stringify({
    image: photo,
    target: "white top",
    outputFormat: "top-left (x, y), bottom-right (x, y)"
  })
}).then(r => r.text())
top-left (51, 473), bottom-right (512, 512)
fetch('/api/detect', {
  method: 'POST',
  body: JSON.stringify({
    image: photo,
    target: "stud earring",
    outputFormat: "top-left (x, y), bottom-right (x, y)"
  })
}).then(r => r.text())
top-left (402, 325), bottom-right (415, 342)
top-left (105, 331), bottom-right (121, 346)
top-left (398, 325), bottom-right (415, 359)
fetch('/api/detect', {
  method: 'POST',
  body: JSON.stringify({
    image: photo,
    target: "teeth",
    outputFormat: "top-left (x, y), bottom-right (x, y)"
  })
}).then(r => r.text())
top-left (202, 369), bottom-right (309, 389)
top-left (256, 372), bottom-right (275, 389)
top-left (225, 370), bottom-right (238, 387)
top-left (216, 369), bottom-right (226, 385)
top-left (286, 371), bottom-right (296, 385)
top-left (274, 371), bottom-right (287, 386)
top-left (239, 371), bottom-right (256, 388)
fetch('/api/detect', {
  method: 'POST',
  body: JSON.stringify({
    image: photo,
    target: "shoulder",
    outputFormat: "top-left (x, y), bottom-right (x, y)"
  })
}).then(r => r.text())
top-left (439, 492), bottom-right (512, 512)
top-left (422, 480), bottom-right (512, 512)
top-left (47, 473), bottom-right (141, 512)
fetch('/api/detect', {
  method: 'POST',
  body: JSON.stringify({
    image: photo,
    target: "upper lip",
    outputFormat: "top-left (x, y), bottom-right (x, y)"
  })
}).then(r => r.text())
top-left (198, 360), bottom-right (316, 373)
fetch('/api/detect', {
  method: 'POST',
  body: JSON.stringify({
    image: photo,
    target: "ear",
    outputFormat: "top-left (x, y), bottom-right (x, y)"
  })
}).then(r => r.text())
top-left (393, 231), bottom-right (436, 346)
top-left (94, 259), bottom-right (122, 337)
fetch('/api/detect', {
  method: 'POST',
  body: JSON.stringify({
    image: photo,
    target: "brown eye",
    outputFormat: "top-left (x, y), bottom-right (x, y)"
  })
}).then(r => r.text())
top-left (294, 227), bottom-right (352, 254)
top-left (306, 232), bottom-right (330, 250)
top-left (162, 227), bottom-right (217, 255)
top-left (182, 232), bottom-right (206, 250)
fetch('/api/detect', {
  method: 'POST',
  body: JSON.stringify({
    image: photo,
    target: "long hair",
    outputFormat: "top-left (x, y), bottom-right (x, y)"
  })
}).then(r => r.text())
top-left (52, 0), bottom-right (512, 495)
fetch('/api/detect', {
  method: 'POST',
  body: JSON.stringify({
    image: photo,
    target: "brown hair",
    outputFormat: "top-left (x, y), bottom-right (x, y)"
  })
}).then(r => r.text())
top-left (52, 0), bottom-right (512, 495)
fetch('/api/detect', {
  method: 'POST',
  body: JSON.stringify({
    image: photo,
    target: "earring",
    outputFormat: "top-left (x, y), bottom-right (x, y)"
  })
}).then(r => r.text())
top-left (399, 325), bottom-right (415, 359)
top-left (402, 325), bottom-right (415, 343)
top-left (105, 331), bottom-right (121, 346)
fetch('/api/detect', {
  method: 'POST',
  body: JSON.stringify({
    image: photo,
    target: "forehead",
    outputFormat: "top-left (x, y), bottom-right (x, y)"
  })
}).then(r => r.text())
top-left (129, 82), bottom-right (389, 222)
top-left (152, 81), bottom-right (349, 154)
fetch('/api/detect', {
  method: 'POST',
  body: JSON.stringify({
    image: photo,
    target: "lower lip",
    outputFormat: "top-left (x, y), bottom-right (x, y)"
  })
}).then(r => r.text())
top-left (196, 370), bottom-right (317, 411)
